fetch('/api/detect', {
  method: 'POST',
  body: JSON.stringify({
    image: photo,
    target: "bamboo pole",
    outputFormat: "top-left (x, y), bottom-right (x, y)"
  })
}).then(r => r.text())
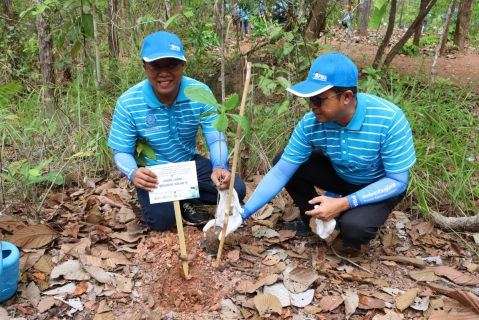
top-left (215, 61), bottom-right (251, 268)
top-left (173, 200), bottom-right (189, 277)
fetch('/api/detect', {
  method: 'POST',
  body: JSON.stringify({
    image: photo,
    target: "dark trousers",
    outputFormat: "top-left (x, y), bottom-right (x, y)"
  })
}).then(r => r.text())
top-left (136, 154), bottom-right (246, 231)
top-left (273, 150), bottom-right (405, 245)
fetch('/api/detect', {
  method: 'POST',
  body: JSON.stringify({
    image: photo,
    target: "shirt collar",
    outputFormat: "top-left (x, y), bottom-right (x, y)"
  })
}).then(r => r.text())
top-left (343, 93), bottom-right (365, 130)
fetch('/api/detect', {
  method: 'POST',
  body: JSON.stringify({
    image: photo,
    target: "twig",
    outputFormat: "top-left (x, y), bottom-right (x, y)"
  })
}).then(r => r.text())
top-left (331, 243), bottom-right (372, 274)
top-left (215, 61), bottom-right (251, 268)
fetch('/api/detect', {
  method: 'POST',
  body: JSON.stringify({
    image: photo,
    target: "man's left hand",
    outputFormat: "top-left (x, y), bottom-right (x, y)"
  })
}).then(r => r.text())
top-left (305, 196), bottom-right (350, 221)
top-left (211, 168), bottom-right (231, 190)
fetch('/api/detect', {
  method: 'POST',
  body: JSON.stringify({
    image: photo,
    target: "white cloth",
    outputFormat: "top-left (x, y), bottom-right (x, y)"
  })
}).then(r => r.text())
top-left (203, 189), bottom-right (244, 240)
top-left (315, 219), bottom-right (336, 239)
top-left (313, 205), bottom-right (336, 239)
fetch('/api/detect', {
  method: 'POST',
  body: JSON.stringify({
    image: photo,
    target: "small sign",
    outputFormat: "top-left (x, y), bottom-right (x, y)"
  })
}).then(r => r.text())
top-left (147, 161), bottom-right (199, 204)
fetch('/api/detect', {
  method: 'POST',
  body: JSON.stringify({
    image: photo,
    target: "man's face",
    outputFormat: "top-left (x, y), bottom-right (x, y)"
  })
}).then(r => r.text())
top-left (144, 58), bottom-right (186, 105)
top-left (309, 89), bottom-right (354, 126)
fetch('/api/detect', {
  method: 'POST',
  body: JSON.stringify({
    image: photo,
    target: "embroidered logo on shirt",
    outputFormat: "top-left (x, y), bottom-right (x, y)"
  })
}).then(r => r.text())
top-left (313, 72), bottom-right (327, 81)
top-left (170, 43), bottom-right (181, 52)
top-left (145, 114), bottom-right (157, 127)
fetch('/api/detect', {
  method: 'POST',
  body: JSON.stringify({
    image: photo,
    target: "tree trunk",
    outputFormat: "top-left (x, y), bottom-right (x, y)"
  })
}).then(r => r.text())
top-left (165, 0), bottom-right (171, 21)
top-left (304, 0), bottom-right (330, 40)
top-left (383, 0), bottom-right (437, 68)
top-left (413, 0), bottom-right (428, 46)
top-left (453, 0), bottom-right (474, 51)
top-left (297, 0), bottom-right (308, 21)
top-left (431, 0), bottom-right (457, 91)
top-left (439, 0), bottom-right (457, 55)
top-left (372, 0), bottom-right (397, 69)
top-left (398, 0), bottom-right (405, 27)
top-left (357, 0), bottom-right (372, 36)
top-left (107, 0), bottom-right (119, 60)
top-left (91, 0), bottom-right (101, 89)
top-left (35, 0), bottom-right (55, 113)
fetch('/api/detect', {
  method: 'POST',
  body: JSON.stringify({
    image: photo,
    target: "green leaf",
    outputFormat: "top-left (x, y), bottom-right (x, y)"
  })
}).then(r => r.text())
top-left (229, 114), bottom-right (251, 138)
top-left (140, 143), bottom-right (157, 160)
top-left (213, 113), bottom-right (228, 132)
top-left (276, 76), bottom-right (290, 89)
top-left (164, 13), bottom-right (180, 29)
top-left (198, 111), bottom-right (215, 121)
top-left (369, 5), bottom-right (388, 30)
top-left (32, 158), bottom-right (53, 172)
top-left (373, 0), bottom-right (388, 9)
top-left (298, 97), bottom-right (309, 109)
top-left (70, 41), bottom-right (82, 57)
top-left (27, 172), bottom-right (63, 185)
top-left (134, 153), bottom-right (148, 167)
top-left (277, 99), bottom-right (291, 115)
top-left (282, 42), bottom-right (294, 56)
top-left (269, 27), bottom-right (284, 44)
top-left (184, 87), bottom-right (219, 108)
top-left (183, 10), bottom-right (194, 18)
top-left (0, 173), bottom-right (19, 183)
top-left (225, 94), bottom-right (239, 111)
top-left (19, 7), bottom-right (35, 18)
top-left (36, 4), bottom-right (49, 15)
top-left (81, 13), bottom-right (94, 38)
top-left (28, 169), bottom-right (40, 177)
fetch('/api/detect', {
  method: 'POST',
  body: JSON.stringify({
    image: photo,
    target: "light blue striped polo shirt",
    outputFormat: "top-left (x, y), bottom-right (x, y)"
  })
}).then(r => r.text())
top-left (108, 76), bottom-right (220, 165)
top-left (282, 93), bottom-right (416, 185)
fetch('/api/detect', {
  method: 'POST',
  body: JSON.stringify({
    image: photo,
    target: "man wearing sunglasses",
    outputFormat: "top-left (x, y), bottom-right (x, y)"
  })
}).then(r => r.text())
top-left (215, 52), bottom-right (416, 255)
top-left (108, 31), bottom-right (246, 231)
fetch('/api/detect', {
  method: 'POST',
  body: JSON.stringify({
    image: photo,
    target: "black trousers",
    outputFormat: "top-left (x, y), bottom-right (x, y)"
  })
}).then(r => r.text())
top-left (274, 150), bottom-right (405, 245)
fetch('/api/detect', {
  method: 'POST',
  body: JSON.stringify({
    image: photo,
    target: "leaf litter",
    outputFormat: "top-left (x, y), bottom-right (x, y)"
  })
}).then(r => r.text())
top-left (1, 175), bottom-right (479, 319)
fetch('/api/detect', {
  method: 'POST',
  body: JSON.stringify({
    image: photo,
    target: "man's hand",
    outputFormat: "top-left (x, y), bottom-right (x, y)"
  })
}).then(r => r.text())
top-left (305, 196), bottom-right (350, 221)
top-left (203, 189), bottom-right (243, 240)
top-left (132, 167), bottom-right (158, 191)
top-left (211, 167), bottom-right (232, 190)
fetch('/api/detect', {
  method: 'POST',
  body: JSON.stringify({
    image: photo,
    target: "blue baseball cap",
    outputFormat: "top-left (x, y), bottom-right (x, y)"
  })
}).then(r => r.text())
top-left (287, 52), bottom-right (358, 97)
top-left (141, 31), bottom-right (187, 62)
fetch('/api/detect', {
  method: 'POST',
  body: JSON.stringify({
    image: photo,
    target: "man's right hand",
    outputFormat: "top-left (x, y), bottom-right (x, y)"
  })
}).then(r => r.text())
top-left (132, 167), bottom-right (158, 191)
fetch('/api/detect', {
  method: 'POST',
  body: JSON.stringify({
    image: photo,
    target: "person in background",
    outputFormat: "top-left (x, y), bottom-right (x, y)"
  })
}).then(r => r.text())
top-left (108, 31), bottom-right (246, 231)
top-left (213, 52), bottom-right (416, 255)
top-left (273, 0), bottom-right (287, 24)
top-left (239, 7), bottom-right (249, 37)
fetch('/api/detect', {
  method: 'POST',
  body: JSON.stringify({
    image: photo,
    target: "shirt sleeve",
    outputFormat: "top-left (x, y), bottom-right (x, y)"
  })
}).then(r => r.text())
top-left (346, 171), bottom-right (409, 208)
top-left (113, 149), bottom-right (138, 181)
top-left (204, 132), bottom-right (229, 171)
top-left (242, 159), bottom-right (300, 219)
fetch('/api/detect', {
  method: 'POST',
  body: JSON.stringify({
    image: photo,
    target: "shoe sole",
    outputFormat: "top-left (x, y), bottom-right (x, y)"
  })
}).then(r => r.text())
top-left (182, 217), bottom-right (207, 226)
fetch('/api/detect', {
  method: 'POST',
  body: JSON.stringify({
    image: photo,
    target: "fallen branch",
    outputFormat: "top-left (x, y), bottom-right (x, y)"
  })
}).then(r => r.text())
top-left (430, 210), bottom-right (479, 232)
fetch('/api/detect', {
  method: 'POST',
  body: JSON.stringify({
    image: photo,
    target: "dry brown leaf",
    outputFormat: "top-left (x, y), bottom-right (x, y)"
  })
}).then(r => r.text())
top-left (262, 254), bottom-right (280, 266)
top-left (19, 249), bottom-right (45, 272)
top-left (240, 243), bottom-right (266, 258)
top-left (409, 268), bottom-right (441, 282)
top-left (304, 305), bottom-right (322, 314)
top-left (97, 195), bottom-right (126, 208)
top-left (0, 216), bottom-right (26, 233)
top-left (358, 295), bottom-right (387, 309)
top-left (59, 238), bottom-right (91, 260)
top-left (448, 290), bottom-right (479, 314)
top-left (251, 204), bottom-right (274, 220)
top-left (62, 224), bottom-right (80, 238)
top-left (272, 262), bottom-right (286, 274)
top-left (94, 181), bottom-right (116, 194)
top-left (284, 267), bottom-right (319, 294)
top-left (220, 299), bottom-right (241, 319)
top-left (21, 281), bottom-right (40, 309)
top-left (379, 255), bottom-right (427, 267)
top-left (235, 280), bottom-right (256, 293)
top-left (435, 266), bottom-right (479, 286)
top-left (424, 298), bottom-right (444, 319)
top-left (109, 232), bottom-right (144, 243)
top-left (282, 206), bottom-right (300, 222)
top-left (319, 295), bottom-right (343, 311)
top-left (33, 254), bottom-right (53, 275)
top-left (394, 289), bottom-right (418, 311)
top-left (93, 311), bottom-right (115, 320)
top-left (37, 297), bottom-right (56, 313)
top-left (9, 225), bottom-right (59, 249)
top-left (73, 281), bottom-right (89, 296)
top-left (97, 299), bottom-right (111, 313)
top-left (253, 293), bottom-right (282, 317)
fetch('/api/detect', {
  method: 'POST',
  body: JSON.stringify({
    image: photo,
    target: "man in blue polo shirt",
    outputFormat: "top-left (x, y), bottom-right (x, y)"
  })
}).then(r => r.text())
top-left (108, 31), bottom-right (246, 231)
top-left (208, 52), bottom-right (416, 255)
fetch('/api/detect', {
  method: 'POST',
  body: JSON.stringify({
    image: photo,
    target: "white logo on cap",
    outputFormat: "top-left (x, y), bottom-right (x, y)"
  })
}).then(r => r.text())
top-left (169, 43), bottom-right (180, 52)
top-left (313, 72), bottom-right (327, 81)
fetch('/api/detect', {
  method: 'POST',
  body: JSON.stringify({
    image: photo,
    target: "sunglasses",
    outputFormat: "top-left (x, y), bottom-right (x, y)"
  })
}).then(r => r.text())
top-left (309, 92), bottom-right (343, 108)
top-left (145, 61), bottom-right (183, 75)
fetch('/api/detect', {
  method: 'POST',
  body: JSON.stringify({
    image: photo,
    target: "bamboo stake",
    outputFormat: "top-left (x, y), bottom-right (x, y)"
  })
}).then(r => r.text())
top-left (215, 61), bottom-right (251, 268)
top-left (173, 200), bottom-right (189, 277)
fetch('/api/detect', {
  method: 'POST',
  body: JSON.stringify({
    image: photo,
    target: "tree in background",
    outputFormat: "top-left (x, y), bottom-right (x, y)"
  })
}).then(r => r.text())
top-left (453, 0), bottom-right (474, 51)
top-left (357, 0), bottom-right (372, 36)
top-left (304, 0), bottom-right (330, 39)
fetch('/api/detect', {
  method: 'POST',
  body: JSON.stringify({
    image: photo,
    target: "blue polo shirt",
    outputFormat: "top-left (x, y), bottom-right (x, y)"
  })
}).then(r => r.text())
top-left (282, 93), bottom-right (416, 185)
top-left (108, 77), bottom-right (219, 165)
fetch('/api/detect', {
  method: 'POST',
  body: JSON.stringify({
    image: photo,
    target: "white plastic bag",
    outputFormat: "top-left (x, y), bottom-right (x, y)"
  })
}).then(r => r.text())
top-left (203, 189), bottom-right (244, 240)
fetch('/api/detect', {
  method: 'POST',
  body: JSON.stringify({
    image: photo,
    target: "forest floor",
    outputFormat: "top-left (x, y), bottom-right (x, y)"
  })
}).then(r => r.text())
top-left (1, 29), bottom-right (479, 320)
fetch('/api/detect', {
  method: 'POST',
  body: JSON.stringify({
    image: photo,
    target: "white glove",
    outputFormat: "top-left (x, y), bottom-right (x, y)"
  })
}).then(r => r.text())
top-left (203, 189), bottom-right (244, 240)
top-left (313, 205), bottom-right (336, 239)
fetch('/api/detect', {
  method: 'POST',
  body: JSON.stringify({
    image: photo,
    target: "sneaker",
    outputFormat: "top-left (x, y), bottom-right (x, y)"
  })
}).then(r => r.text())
top-left (331, 238), bottom-right (369, 256)
top-left (181, 203), bottom-right (207, 226)
top-left (284, 219), bottom-right (312, 237)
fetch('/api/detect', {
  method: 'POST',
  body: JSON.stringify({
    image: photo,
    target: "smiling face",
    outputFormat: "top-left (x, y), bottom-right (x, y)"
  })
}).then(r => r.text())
top-left (143, 58), bottom-right (186, 107)
top-left (309, 89), bottom-right (357, 126)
